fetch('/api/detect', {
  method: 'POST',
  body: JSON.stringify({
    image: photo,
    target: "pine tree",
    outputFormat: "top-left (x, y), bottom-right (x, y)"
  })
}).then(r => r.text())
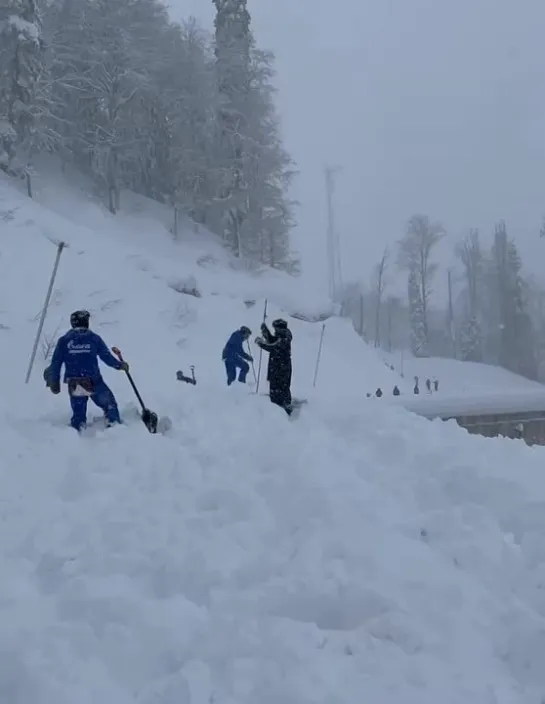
top-left (485, 221), bottom-right (537, 379)
top-left (165, 19), bottom-right (220, 225)
top-left (0, 0), bottom-right (44, 171)
top-left (213, 0), bottom-right (252, 255)
top-left (455, 229), bottom-right (484, 362)
top-left (213, 0), bottom-right (296, 269)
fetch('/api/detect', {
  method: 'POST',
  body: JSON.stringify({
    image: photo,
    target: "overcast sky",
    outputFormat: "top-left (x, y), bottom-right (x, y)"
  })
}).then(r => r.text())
top-left (170, 0), bottom-right (545, 297)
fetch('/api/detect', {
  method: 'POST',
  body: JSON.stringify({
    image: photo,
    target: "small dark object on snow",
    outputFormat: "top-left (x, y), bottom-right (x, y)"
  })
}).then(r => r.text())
top-left (433, 378), bottom-right (439, 391)
top-left (176, 366), bottom-right (196, 385)
top-left (426, 378), bottom-right (431, 392)
top-left (393, 385), bottom-right (400, 396)
top-left (375, 388), bottom-right (383, 397)
top-left (112, 347), bottom-right (158, 433)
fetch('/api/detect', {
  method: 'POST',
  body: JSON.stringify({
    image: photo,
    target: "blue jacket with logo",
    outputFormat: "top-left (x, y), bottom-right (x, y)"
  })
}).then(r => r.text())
top-left (49, 328), bottom-right (123, 384)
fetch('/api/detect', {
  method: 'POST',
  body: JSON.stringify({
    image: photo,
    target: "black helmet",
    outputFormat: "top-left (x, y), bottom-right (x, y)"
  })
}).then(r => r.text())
top-left (272, 318), bottom-right (287, 329)
top-left (70, 309), bottom-right (90, 329)
top-left (240, 325), bottom-right (251, 337)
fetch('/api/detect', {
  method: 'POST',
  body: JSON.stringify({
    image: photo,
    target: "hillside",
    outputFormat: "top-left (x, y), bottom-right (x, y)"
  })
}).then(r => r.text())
top-left (1, 168), bottom-right (545, 702)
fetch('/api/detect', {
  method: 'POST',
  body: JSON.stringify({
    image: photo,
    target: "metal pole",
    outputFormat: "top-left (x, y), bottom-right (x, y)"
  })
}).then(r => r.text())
top-left (313, 323), bottom-right (326, 388)
top-left (325, 167), bottom-right (335, 300)
top-left (325, 165), bottom-right (343, 303)
top-left (25, 241), bottom-right (66, 383)
top-left (247, 341), bottom-right (257, 383)
top-left (255, 298), bottom-right (268, 393)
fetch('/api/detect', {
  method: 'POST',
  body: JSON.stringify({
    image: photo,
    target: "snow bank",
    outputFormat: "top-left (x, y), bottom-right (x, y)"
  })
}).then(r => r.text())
top-left (384, 352), bottom-right (545, 395)
top-left (1, 169), bottom-right (545, 702)
top-left (395, 390), bottom-right (545, 419)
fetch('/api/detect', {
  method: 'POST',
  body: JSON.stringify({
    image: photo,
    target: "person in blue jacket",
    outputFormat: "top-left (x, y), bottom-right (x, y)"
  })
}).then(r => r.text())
top-left (222, 325), bottom-right (253, 385)
top-left (44, 309), bottom-right (128, 431)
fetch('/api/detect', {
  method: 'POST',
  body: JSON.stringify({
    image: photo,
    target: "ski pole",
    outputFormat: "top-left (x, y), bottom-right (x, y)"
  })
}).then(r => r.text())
top-left (247, 341), bottom-right (257, 383)
top-left (255, 298), bottom-right (267, 393)
top-left (313, 323), bottom-right (326, 388)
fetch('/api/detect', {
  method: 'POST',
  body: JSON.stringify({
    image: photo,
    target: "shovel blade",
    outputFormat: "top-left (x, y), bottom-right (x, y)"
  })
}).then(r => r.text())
top-left (141, 408), bottom-right (158, 434)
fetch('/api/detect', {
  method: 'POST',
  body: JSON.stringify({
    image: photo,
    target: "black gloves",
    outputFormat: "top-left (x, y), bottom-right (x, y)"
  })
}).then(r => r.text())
top-left (44, 366), bottom-right (60, 394)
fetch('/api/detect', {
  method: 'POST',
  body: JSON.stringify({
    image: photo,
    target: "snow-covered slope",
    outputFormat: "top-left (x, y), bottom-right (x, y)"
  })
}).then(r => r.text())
top-left (2, 169), bottom-right (545, 703)
top-left (385, 352), bottom-right (545, 396)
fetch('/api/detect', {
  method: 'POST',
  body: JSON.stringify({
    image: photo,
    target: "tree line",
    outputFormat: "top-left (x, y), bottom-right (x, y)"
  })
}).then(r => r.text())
top-left (0, 0), bottom-right (298, 272)
top-left (341, 215), bottom-right (545, 383)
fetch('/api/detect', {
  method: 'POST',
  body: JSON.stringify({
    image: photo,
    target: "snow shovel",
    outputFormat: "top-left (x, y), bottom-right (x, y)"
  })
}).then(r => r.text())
top-left (112, 347), bottom-right (158, 433)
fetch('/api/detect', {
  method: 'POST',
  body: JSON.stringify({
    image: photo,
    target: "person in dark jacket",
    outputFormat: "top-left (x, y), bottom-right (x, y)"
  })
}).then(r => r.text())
top-left (222, 326), bottom-right (253, 385)
top-left (255, 318), bottom-right (292, 415)
top-left (44, 309), bottom-right (128, 431)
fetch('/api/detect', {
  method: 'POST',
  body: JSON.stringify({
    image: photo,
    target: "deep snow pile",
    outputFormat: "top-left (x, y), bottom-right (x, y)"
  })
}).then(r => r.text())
top-left (1, 170), bottom-right (545, 702)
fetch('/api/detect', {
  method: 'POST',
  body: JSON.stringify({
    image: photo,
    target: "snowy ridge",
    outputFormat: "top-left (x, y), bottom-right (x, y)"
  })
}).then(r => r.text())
top-left (385, 353), bottom-right (545, 395)
top-left (1, 170), bottom-right (545, 701)
top-left (396, 390), bottom-right (545, 419)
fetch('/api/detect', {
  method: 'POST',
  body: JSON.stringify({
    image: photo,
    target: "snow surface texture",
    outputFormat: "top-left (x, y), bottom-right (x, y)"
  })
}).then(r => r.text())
top-left (2, 167), bottom-right (545, 702)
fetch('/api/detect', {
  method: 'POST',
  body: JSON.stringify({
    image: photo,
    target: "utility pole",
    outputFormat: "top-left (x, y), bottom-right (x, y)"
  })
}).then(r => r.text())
top-left (325, 165), bottom-right (343, 302)
top-left (447, 268), bottom-right (456, 358)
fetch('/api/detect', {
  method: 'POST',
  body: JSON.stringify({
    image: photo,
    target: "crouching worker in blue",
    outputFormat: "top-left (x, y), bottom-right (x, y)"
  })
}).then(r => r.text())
top-left (222, 326), bottom-right (253, 385)
top-left (44, 310), bottom-right (128, 431)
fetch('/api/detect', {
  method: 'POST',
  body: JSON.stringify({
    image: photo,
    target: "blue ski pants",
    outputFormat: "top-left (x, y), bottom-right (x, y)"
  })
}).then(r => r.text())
top-left (69, 379), bottom-right (121, 431)
top-left (224, 358), bottom-right (249, 385)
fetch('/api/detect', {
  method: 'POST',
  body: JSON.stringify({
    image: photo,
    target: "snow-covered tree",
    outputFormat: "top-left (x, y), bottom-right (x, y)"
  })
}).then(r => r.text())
top-left (213, 0), bottom-right (296, 269)
top-left (459, 316), bottom-right (482, 362)
top-left (408, 266), bottom-right (427, 356)
top-left (165, 19), bottom-right (220, 226)
top-left (0, 0), bottom-right (44, 171)
top-left (455, 229), bottom-right (484, 361)
top-left (398, 214), bottom-right (444, 350)
top-left (483, 221), bottom-right (537, 379)
top-left (0, 0), bottom-right (296, 269)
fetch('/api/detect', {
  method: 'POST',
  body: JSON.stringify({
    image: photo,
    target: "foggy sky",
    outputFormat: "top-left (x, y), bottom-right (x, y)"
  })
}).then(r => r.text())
top-left (170, 0), bottom-right (545, 297)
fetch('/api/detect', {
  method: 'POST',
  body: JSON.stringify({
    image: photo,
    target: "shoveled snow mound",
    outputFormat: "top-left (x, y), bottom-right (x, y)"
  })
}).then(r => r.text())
top-left (1, 171), bottom-right (545, 701)
top-left (2, 389), bottom-right (545, 702)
